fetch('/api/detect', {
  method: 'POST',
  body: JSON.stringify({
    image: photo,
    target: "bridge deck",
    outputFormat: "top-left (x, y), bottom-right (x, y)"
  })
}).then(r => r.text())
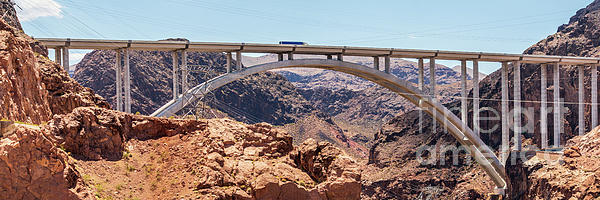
top-left (36, 38), bottom-right (600, 65)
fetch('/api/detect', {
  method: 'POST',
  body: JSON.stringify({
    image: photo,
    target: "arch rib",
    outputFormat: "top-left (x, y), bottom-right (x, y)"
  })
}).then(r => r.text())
top-left (150, 59), bottom-right (507, 189)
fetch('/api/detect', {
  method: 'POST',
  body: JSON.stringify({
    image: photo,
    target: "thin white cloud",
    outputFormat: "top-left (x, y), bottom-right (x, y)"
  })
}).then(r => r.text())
top-left (69, 52), bottom-right (87, 64)
top-left (408, 34), bottom-right (421, 39)
top-left (13, 0), bottom-right (63, 22)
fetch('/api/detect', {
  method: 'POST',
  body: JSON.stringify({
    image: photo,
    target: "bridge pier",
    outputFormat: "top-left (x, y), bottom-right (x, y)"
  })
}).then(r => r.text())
top-left (115, 49), bottom-right (122, 112)
top-left (579, 65), bottom-right (585, 136)
top-left (553, 63), bottom-right (561, 147)
top-left (226, 52), bottom-right (232, 73)
top-left (327, 55), bottom-right (332, 60)
top-left (337, 54), bottom-right (343, 61)
top-left (124, 49), bottom-right (131, 113)
top-left (288, 52), bottom-right (294, 60)
top-left (513, 61), bottom-right (522, 151)
top-left (62, 47), bottom-right (69, 72)
top-left (418, 58), bottom-right (424, 133)
top-left (472, 60), bottom-right (480, 136)
top-left (384, 56), bottom-right (390, 73)
top-left (373, 56), bottom-right (380, 70)
top-left (540, 64), bottom-right (548, 149)
top-left (182, 50), bottom-right (188, 92)
top-left (593, 65), bottom-right (598, 129)
top-left (236, 51), bottom-right (243, 70)
top-left (54, 48), bottom-right (62, 67)
top-left (501, 61), bottom-right (509, 163)
top-left (278, 53), bottom-right (284, 61)
top-left (172, 51), bottom-right (179, 100)
top-left (460, 60), bottom-right (468, 131)
top-left (429, 58), bottom-right (437, 132)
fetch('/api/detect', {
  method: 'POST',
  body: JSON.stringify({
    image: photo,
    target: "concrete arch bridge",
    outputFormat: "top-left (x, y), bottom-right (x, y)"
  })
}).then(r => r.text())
top-left (38, 38), bottom-right (600, 194)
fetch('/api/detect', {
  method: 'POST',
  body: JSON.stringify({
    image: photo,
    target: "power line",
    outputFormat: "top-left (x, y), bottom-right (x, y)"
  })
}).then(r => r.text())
top-left (325, 16), bottom-right (568, 45)
top-left (59, 0), bottom-right (276, 41)
top-left (317, 8), bottom-right (579, 44)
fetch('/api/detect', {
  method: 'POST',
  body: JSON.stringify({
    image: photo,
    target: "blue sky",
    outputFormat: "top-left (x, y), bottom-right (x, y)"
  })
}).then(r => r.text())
top-left (16, 0), bottom-right (595, 74)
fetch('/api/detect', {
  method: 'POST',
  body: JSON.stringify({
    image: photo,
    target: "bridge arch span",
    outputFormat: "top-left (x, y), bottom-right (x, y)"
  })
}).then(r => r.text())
top-left (151, 59), bottom-right (507, 189)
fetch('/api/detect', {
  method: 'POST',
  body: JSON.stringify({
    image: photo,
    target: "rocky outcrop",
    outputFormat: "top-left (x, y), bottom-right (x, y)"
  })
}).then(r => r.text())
top-left (0, 11), bottom-right (108, 125)
top-left (0, 106), bottom-right (361, 200)
top-left (506, 126), bottom-right (600, 200)
top-left (290, 139), bottom-right (362, 199)
top-left (43, 107), bottom-right (206, 161)
top-left (527, 0), bottom-right (600, 57)
top-left (0, 1), bottom-right (21, 31)
top-left (35, 107), bottom-right (360, 200)
top-left (37, 54), bottom-right (110, 115)
top-left (0, 18), bottom-right (52, 124)
top-left (0, 122), bottom-right (93, 200)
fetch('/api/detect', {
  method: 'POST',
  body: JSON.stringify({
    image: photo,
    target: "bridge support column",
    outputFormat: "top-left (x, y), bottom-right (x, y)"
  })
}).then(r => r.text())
top-left (124, 48), bottom-right (131, 113)
top-left (430, 58), bottom-right (437, 132)
top-left (226, 52), bottom-right (232, 73)
top-left (592, 65), bottom-right (598, 130)
top-left (513, 61), bottom-right (522, 151)
top-left (384, 56), bottom-right (390, 73)
top-left (327, 55), bottom-right (332, 60)
top-left (460, 60), bottom-right (468, 130)
top-left (62, 47), bottom-right (69, 73)
top-left (288, 52), bottom-right (294, 60)
top-left (115, 49), bottom-right (122, 112)
top-left (579, 65), bottom-right (585, 136)
top-left (472, 60), bottom-right (480, 136)
top-left (172, 51), bottom-right (179, 100)
top-left (236, 51), bottom-right (242, 70)
top-left (278, 53), bottom-right (284, 61)
top-left (540, 64), bottom-right (548, 149)
top-left (54, 48), bottom-right (62, 66)
top-left (418, 58), bottom-right (424, 133)
top-left (501, 61), bottom-right (509, 163)
top-left (182, 50), bottom-right (188, 92)
top-left (553, 63), bottom-right (561, 147)
top-left (337, 54), bottom-right (343, 61)
top-left (373, 57), bottom-right (380, 71)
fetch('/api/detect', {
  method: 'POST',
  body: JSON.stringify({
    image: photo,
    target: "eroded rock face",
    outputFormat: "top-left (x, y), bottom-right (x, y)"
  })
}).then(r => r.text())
top-left (29, 107), bottom-right (360, 200)
top-left (0, 1), bottom-right (21, 31)
top-left (0, 15), bottom-right (108, 124)
top-left (37, 55), bottom-right (110, 116)
top-left (0, 124), bottom-right (93, 200)
top-left (44, 107), bottom-right (207, 160)
top-left (0, 19), bottom-right (52, 124)
top-left (291, 138), bottom-right (362, 200)
top-left (507, 126), bottom-right (600, 200)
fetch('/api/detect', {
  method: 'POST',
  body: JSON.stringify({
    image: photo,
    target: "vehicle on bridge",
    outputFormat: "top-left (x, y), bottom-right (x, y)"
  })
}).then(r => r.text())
top-left (279, 41), bottom-right (307, 45)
